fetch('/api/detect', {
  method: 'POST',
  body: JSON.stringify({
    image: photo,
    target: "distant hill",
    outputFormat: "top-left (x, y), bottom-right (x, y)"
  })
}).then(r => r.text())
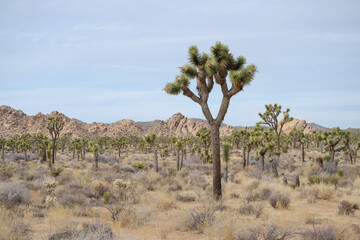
top-left (1, 105), bottom-right (358, 138)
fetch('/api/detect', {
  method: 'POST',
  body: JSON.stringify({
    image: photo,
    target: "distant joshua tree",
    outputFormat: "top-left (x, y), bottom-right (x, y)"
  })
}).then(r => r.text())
top-left (164, 42), bottom-right (257, 200)
top-left (47, 116), bottom-right (65, 165)
top-left (143, 133), bottom-right (159, 172)
top-left (258, 103), bottom-right (292, 152)
top-left (222, 142), bottom-right (230, 183)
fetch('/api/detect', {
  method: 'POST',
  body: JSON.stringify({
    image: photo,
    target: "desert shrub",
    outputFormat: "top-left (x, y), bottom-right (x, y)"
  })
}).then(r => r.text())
top-left (235, 223), bottom-right (293, 240)
top-left (338, 169), bottom-right (344, 177)
top-left (133, 161), bottom-right (145, 169)
top-left (57, 193), bottom-right (86, 207)
top-left (238, 202), bottom-right (263, 218)
top-left (167, 181), bottom-right (183, 192)
top-left (300, 225), bottom-right (344, 240)
top-left (185, 170), bottom-right (207, 189)
top-left (93, 183), bottom-right (109, 199)
top-left (338, 200), bottom-right (357, 216)
top-left (0, 169), bottom-right (13, 181)
top-left (56, 182), bottom-right (89, 207)
top-left (167, 167), bottom-right (177, 177)
top-left (71, 206), bottom-right (95, 217)
top-left (11, 221), bottom-right (32, 240)
top-left (184, 208), bottom-right (216, 233)
top-left (0, 181), bottom-right (30, 208)
top-left (316, 184), bottom-right (334, 200)
top-left (176, 192), bottom-right (196, 202)
top-left (245, 188), bottom-right (272, 203)
top-left (49, 222), bottom-right (113, 240)
top-left (269, 193), bottom-right (290, 209)
top-left (23, 166), bottom-right (46, 181)
top-left (300, 185), bottom-right (335, 202)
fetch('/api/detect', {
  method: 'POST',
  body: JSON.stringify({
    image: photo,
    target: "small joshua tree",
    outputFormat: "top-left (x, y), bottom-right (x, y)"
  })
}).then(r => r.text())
top-left (143, 133), bottom-right (158, 172)
top-left (252, 124), bottom-right (276, 171)
top-left (112, 136), bottom-right (126, 158)
top-left (47, 116), bottom-right (65, 165)
top-left (89, 141), bottom-right (100, 168)
top-left (222, 142), bottom-right (230, 183)
top-left (164, 42), bottom-right (257, 200)
top-left (18, 134), bottom-right (32, 162)
top-left (258, 103), bottom-right (292, 151)
top-left (322, 127), bottom-right (350, 163)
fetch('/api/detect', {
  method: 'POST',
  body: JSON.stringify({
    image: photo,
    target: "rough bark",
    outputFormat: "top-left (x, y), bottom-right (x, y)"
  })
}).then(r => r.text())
top-left (260, 154), bottom-right (265, 171)
top-left (153, 146), bottom-right (158, 172)
top-left (211, 124), bottom-right (222, 200)
top-left (242, 146), bottom-right (246, 169)
top-left (176, 149), bottom-right (180, 171)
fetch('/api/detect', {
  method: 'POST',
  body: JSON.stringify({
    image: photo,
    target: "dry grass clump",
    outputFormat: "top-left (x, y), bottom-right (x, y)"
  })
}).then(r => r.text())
top-left (176, 191), bottom-right (197, 202)
top-left (238, 202), bottom-right (264, 218)
top-left (48, 222), bottom-right (114, 240)
top-left (338, 200), bottom-right (358, 216)
top-left (299, 184), bottom-right (334, 202)
top-left (299, 225), bottom-right (345, 240)
top-left (268, 193), bottom-right (290, 209)
top-left (183, 207), bottom-right (216, 233)
top-left (234, 223), bottom-right (294, 240)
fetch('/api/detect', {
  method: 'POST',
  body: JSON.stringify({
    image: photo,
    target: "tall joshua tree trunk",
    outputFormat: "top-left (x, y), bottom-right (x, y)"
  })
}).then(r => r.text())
top-left (211, 124), bottom-right (221, 197)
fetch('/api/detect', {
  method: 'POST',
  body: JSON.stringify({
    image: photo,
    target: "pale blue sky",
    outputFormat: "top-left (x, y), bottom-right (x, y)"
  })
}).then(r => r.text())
top-left (1, 0), bottom-right (359, 128)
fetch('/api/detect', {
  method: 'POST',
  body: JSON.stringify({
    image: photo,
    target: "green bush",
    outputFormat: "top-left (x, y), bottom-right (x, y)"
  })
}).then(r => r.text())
top-left (50, 167), bottom-right (63, 177)
top-left (133, 161), bottom-right (145, 169)
top-left (337, 169), bottom-right (344, 177)
top-left (103, 192), bottom-right (110, 203)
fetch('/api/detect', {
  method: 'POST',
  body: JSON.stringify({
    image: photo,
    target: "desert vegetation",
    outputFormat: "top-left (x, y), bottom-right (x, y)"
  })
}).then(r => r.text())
top-left (0, 104), bottom-right (360, 240)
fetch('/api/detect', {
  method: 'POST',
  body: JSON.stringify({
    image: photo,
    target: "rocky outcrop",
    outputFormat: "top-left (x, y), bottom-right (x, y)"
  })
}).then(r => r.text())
top-left (280, 118), bottom-right (316, 135)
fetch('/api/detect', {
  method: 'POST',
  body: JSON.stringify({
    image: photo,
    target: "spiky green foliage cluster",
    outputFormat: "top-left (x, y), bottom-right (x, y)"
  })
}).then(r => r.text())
top-left (143, 133), bottom-right (156, 146)
top-left (164, 42), bottom-right (257, 97)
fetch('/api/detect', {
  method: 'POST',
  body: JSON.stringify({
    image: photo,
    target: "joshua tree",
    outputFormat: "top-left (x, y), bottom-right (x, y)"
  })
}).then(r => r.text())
top-left (89, 141), bottom-right (100, 168)
top-left (73, 138), bottom-right (82, 161)
top-left (222, 142), bottom-right (230, 183)
top-left (174, 139), bottom-right (184, 171)
top-left (35, 133), bottom-right (51, 163)
top-left (258, 103), bottom-right (292, 151)
top-left (196, 127), bottom-right (212, 153)
top-left (7, 134), bottom-right (19, 153)
top-left (164, 42), bottom-right (257, 199)
top-left (112, 136), bottom-right (126, 158)
top-left (0, 137), bottom-right (6, 162)
top-left (59, 135), bottom-right (70, 153)
top-left (143, 133), bottom-right (159, 172)
top-left (170, 136), bottom-right (177, 156)
top-left (18, 134), bottom-right (32, 162)
top-left (290, 128), bottom-right (307, 163)
top-left (252, 124), bottom-right (276, 171)
top-left (47, 116), bottom-right (65, 165)
top-left (80, 138), bottom-right (89, 160)
top-left (322, 127), bottom-right (350, 163)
